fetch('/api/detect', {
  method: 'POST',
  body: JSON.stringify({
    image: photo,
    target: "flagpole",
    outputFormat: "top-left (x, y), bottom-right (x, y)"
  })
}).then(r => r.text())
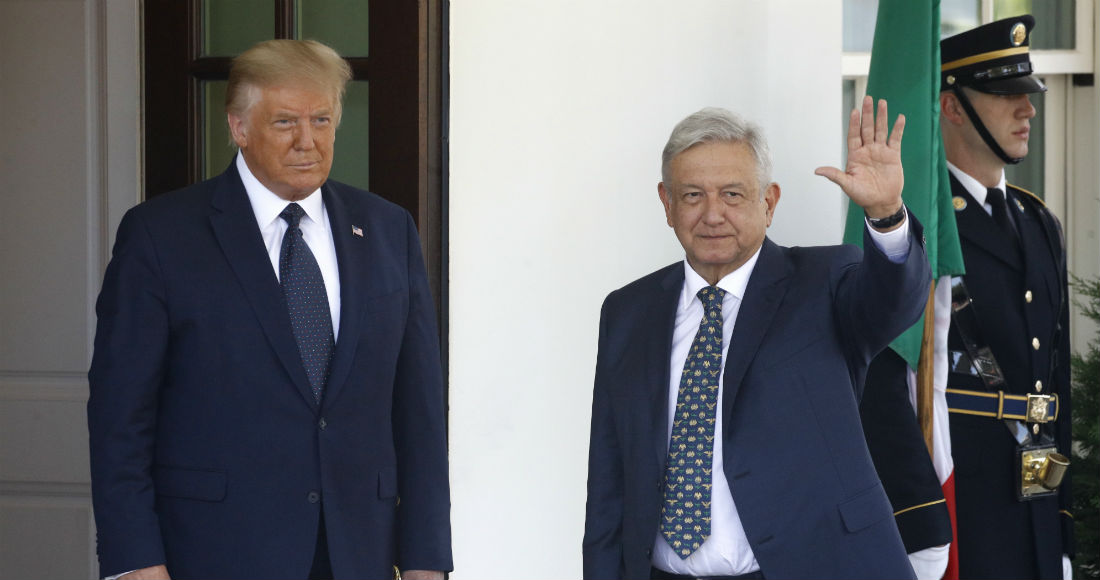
top-left (916, 285), bottom-right (936, 457)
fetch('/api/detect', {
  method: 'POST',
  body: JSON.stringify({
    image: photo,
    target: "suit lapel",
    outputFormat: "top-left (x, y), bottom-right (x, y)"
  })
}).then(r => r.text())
top-left (319, 183), bottom-right (370, 408)
top-left (650, 265), bottom-right (684, 468)
top-left (951, 176), bottom-right (1022, 271)
top-left (208, 165), bottom-right (319, 409)
top-left (721, 239), bottom-right (790, 421)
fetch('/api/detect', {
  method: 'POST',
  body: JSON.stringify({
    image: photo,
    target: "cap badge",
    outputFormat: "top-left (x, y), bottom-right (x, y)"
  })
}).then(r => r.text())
top-left (946, 74), bottom-right (956, 85)
top-left (953, 196), bottom-right (967, 211)
top-left (1011, 22), bottom-right (1027, 46)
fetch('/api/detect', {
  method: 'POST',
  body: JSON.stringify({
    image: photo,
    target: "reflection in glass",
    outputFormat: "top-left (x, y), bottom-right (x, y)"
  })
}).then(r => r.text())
top-left (1004, 86), bottom-right (1045, 199)
top-left (844, 0), bottom-right (987, 51)
top-left (843, 0), bottom-right (879, 52)
top-left (299, 0), bottom-right (370, 57)
top-left (995, 0), bottom-right (1075, 50)
top-left (203, 81), bottom-right (237, 180)
top-left (842, 79), bottom-right (856, 167)
top-left (941, 0), bottom-right (980, 39)
top-left (329, 81), bottom-right (370, 189)
top-left (202, 0), bottom-right (274, 57)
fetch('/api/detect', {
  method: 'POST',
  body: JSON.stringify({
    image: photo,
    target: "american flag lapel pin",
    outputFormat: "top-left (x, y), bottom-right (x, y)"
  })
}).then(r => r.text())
top-left (352, 225), bottom-right (364, 238)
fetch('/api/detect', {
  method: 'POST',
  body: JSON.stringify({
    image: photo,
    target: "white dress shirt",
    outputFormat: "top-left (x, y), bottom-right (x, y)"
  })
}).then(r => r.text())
top-left (946, 160), bottom-right (1005, 218)
top-left (652, 219), bottom-right (911, 576)
top-left (237, 153), bottom-right (342, 339)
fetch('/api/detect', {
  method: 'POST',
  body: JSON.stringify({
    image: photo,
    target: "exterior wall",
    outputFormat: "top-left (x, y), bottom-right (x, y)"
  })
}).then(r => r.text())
top-left (0, 1), bottom-right (139, 578)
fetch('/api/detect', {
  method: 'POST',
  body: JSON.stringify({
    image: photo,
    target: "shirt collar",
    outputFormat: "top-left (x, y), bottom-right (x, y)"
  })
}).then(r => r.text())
top-left (237, 152), bottom-right (325, 229)
top-left (680, 245), bottom-right (762, 310)
top-left (946, 160), bottom-right (1006, 207)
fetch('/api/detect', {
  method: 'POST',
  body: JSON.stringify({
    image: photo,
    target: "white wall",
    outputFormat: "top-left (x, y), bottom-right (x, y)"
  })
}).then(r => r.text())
top-left (448, 2), bottom-right (843, 577)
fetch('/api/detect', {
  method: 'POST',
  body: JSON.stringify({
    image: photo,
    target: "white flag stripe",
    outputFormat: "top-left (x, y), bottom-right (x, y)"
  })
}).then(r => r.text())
top-left (905, 275), bottom-right (955, 483)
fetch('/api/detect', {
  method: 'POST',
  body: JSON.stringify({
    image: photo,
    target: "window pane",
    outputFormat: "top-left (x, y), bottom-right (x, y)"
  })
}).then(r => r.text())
top-left (994, 0), bottom-right (1075, 50)
top-left (202, 0), bottom-right (274, 57)
top-left (329, 81), bottom-right (370, 189)
top-left (1004, 86), bottom-right (1045, 198)
top-left (843, 0), bottom-right (878, 52)
top-left (940, 0), bottom-right (981, 38)
top-left (842, 79), bottom-right (857, 167)
top-left (298, 0), bottom-right (369, 57)
top-left (845, 0), bottom-right (981, 51)
top-left (203, 81), bottom-right (237, 180)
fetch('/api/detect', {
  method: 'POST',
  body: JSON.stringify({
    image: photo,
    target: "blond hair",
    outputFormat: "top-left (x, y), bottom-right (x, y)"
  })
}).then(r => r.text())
top-left (226, 39), bottom-right (352, 124)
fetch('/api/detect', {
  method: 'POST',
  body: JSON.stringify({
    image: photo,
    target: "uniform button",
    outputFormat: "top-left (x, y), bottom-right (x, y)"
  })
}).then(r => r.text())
top-left (319, 417), bottom-right (327, 430)
top-left (1035, 380), bottom-right (1043, 392)
top-left (1032, 337), bottom-right (1040, 350)
top-left (307, 491), bottom-right (321, 503)
top-left (1025, 290), bottom-right (1033, 303)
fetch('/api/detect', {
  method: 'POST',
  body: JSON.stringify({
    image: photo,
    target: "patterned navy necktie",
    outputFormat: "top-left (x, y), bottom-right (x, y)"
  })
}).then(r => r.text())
top-left (279, 203), bottom-right (335, 403)
top-left (661, 285), bottom-right (726, 559)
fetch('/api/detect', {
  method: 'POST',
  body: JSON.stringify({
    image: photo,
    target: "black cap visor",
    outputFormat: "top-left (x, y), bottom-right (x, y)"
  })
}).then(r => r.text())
top-left (970, 72), bottom-right (1047, 94)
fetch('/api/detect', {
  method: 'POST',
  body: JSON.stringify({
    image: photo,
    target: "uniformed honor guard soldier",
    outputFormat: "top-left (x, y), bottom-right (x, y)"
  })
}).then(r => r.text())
top-left (938, 15), bottom-right (1073, 579)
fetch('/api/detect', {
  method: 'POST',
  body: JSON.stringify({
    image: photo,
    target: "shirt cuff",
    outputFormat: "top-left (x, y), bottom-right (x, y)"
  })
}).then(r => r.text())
top-left (865, 212), bottom-right (910, 264)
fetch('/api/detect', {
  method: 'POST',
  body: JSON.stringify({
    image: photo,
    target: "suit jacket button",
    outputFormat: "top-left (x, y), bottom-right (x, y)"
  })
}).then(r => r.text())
top-left (308, 491), bottom-right (321, 504)
top-left (319, 417), bottom-right (327, 430)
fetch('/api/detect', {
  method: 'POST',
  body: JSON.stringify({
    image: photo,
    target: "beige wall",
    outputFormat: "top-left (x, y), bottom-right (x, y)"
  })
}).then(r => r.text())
top-left (0, 1), bottom-right (138, 578)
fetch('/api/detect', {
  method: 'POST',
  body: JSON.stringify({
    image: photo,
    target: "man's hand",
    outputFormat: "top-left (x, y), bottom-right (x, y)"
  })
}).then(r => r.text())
top-left (401, 570), bottom-right (444, 580)
top-left (118, 565), bottom-right (170, 580)
top-left (815, 95), bottom-right (906, 220)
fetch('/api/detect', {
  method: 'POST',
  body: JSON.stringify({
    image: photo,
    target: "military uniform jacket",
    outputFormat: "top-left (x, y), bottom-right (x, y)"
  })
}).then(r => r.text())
top-left (860, 347), bottom-right (953, 554)
top-left (947, 173), bottom-right (1073, 579)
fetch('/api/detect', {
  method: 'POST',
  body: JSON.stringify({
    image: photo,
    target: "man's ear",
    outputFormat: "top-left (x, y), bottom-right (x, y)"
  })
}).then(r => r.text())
top-left (763, 182), bottom-right (781, 227)
top-left (228, 112), bottom-right (248, 148)
top-left (658, 182), bottom-right (674, 227)
top-left (940, 92), bottom-right (966, 126)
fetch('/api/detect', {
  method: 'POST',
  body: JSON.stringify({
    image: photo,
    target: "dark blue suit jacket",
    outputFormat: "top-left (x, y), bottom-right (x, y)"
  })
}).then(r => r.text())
top-left (88, 164), bottom-right (452, 579)
top-left (584, 220), bottom-right (930, 579)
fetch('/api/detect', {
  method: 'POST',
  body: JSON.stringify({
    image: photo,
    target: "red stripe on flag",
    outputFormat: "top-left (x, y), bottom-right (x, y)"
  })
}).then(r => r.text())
top-left (941, 471), bottom-right (959, 580)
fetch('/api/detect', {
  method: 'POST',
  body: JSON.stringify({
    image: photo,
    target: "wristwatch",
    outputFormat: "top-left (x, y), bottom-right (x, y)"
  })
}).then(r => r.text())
top-left (866, 205), bottom-right (906, 229)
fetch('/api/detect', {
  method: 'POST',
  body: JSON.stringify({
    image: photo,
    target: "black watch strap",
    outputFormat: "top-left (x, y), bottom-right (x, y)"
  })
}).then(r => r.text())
top-left (866, 205), bottom-right (907, 229)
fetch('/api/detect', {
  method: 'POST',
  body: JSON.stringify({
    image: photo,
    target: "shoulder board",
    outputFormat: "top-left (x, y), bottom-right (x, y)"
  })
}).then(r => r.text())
top-left (1006, 183), bottom-right (1046, 207)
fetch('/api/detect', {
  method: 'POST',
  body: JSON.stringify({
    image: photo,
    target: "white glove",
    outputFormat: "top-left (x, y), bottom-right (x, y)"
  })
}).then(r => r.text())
top-left (908, 544), bottom-right (950, 580)
top-left (1063, 554), bottom-right (1072, 580)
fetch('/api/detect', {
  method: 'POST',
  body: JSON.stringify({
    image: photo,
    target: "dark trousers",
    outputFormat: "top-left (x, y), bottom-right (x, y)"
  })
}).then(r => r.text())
top-left (308, 512), bottom-right (333, 580)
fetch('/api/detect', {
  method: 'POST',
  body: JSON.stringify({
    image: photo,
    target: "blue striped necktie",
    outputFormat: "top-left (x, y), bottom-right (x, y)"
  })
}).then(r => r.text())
top-left (279, 203), bottom-right (334, 403)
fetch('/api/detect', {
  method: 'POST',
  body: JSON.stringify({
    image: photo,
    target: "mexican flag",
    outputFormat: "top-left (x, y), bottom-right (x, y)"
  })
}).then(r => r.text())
top-left (842, 1), bottom-right (966, 578)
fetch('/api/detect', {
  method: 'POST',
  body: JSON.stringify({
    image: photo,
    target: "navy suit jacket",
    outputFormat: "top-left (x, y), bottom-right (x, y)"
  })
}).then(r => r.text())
top-left (88, 164), bottom-right (452, 579)
top-left (583, 220), bottom-right (930, 579)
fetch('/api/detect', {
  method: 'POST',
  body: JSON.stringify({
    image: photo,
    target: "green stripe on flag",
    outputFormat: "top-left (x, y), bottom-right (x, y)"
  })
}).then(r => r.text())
top-left (843, 0), bottom-right (966, 368)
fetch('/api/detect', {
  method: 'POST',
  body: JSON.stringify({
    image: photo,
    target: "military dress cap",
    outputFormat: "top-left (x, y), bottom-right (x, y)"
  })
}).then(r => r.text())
top-left (941, 15), bottom-right (1046, 94)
